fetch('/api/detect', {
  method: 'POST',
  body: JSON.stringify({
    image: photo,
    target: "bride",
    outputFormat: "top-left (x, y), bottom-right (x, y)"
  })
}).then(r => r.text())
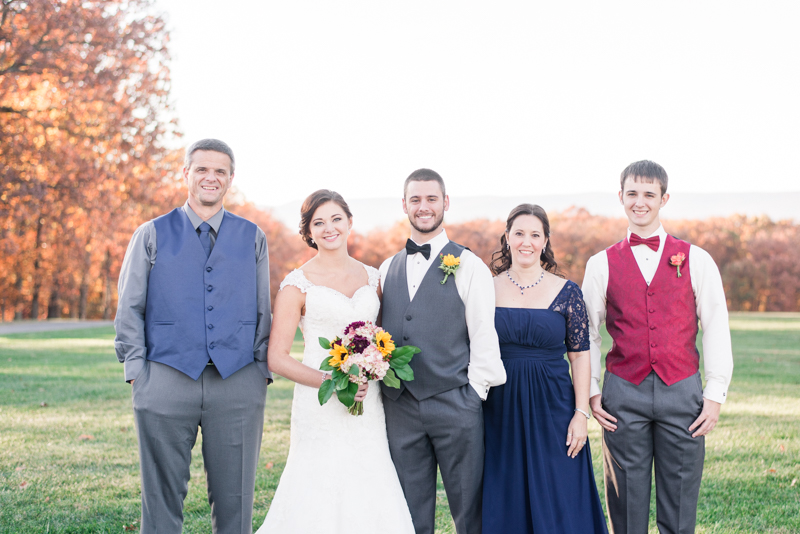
top-left (256, 190), bottom-right (415, 533)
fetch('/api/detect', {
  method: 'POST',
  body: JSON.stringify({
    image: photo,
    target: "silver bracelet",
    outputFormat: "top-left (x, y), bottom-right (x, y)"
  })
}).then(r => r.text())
top-left (575, 408), bottom-right (590, 419)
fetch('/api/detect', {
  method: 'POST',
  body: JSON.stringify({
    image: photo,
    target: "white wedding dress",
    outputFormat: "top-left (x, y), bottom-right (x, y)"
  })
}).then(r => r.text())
top-left (257, 264), bottom-right (415, 534)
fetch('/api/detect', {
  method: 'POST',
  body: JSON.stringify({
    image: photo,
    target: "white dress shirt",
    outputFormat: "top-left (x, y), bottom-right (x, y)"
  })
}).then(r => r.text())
top-left (380, 229), bottom-right (506, 400)
top-left (582, 225), bottom-right (733, 404)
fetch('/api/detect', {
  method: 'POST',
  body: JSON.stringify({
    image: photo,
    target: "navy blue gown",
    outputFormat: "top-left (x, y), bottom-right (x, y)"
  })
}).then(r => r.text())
top-left (483, 281), bottom-right (608, 534)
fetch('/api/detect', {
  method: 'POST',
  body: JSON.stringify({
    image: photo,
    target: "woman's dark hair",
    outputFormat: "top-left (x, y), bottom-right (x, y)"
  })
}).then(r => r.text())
top-left (490, 203), bottom-right (561, 276)
top-left (299, 189), bottom-right (353, 250)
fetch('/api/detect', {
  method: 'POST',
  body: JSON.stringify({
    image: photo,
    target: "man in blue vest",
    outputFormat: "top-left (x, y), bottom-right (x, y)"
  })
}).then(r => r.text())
top-left (114, 139), bottom-right (271, 534)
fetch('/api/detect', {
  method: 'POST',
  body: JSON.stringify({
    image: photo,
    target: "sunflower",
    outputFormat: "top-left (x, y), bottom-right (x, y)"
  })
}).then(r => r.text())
top-left (441, 254), bottom-right (460, 267)
top-left (375, 330), bottom-right (396, 356)
top-left (327, 344), bottom-right (349, 369)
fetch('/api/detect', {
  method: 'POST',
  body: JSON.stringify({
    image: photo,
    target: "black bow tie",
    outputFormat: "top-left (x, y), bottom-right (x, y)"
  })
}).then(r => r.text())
top-left (405, 239), bottom-right (431, 260)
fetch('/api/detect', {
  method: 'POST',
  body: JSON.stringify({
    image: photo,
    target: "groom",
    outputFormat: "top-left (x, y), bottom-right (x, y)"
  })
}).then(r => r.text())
top-left (114, 139), bottom-right (272, 534)
top-left (380, 168), bottom-right (506, 534)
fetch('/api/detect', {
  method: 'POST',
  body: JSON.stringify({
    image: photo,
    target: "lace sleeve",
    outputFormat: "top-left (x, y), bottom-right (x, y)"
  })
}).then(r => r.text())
top-left (365, 264), bottom-right (381, 289)
top-left (562, 281), bottom-right (590, 352)
top-left (279, 269), bottom-right (313, 293)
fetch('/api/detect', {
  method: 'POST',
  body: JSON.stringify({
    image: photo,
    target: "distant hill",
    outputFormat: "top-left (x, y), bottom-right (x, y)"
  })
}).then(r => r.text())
top-left (266, 192), bottom-right (800, 231)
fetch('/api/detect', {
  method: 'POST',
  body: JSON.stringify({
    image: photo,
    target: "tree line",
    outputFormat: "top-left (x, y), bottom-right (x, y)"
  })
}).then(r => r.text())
top-left (345, 212), bottom-right (800, 313)
top-left (1, 1), bottom-right (797, 320)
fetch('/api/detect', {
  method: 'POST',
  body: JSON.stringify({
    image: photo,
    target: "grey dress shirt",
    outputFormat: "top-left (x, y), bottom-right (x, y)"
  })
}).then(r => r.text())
top-left (114, 203), bottom-right (272, 383)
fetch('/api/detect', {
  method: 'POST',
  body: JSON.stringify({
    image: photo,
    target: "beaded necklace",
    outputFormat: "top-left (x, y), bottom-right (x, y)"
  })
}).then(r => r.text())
top-left (506, 269), bottom-right (545, 295)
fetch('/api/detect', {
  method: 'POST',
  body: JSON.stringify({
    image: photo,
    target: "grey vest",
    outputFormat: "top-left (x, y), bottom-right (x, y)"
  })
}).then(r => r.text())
top-left (381, 241), bottom-right (470, 401)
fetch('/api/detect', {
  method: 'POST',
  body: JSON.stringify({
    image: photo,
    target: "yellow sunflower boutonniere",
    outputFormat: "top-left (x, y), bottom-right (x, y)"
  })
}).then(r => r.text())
top-left (438, 253), bottom-right (461, 285)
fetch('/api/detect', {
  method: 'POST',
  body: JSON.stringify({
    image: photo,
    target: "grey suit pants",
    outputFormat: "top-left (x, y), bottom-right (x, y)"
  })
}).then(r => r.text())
top-left (383, 385), bottom-right (485, 534)
top-left (602, 371), bottom-right (705, 534)
top-left (132, 360), bottom-right (267, 534)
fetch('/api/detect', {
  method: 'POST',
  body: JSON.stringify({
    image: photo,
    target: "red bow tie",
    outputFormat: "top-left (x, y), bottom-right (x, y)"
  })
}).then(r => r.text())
top-left (629, 234), bottom-right (660, 252)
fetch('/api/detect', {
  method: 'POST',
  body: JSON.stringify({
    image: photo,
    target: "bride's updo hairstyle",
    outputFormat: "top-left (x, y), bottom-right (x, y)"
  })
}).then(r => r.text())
top-left (490, 203), bottom-right (561, 277)
top-left (299, 189), bottom-right (353, 250)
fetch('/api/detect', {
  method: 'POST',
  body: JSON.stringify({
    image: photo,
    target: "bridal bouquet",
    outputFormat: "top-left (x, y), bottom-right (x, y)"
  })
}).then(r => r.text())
top-left (318, 321), bottom-right (420, 416)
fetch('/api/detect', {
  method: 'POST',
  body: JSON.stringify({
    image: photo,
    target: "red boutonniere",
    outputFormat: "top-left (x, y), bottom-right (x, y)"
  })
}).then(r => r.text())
top-left (669, 252), bottom-right (686, 278)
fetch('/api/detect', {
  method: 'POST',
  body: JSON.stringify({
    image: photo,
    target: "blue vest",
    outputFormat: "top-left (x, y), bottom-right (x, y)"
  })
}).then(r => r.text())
top-left (145, 208), bottom-right (258, 380)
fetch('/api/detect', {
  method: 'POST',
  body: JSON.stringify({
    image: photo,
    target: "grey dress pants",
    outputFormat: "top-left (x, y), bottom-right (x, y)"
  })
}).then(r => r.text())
top-left (132, 360), bottom-right (267, 534)
top-left (601, 371), bottom-right (705, 534)
top-left (384, 384), bottom-right (485, 534)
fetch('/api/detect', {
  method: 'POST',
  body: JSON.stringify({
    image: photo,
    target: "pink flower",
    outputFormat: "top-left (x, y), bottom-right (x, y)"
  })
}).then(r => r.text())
top-left (670, 252), bottom-right (686, 278)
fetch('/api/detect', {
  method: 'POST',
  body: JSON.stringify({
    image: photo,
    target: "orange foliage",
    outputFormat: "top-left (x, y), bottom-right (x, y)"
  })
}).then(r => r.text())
top-left (1, 4), bottom-right (797, 318)
top-left (1, 0), bottom-right (181, 319)
top-left (343, 212), bottom-right (800, 313)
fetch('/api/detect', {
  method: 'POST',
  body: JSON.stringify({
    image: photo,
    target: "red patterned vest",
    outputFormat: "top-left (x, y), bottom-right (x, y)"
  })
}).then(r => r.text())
top-left (605, 235), bottom-right (699, 386)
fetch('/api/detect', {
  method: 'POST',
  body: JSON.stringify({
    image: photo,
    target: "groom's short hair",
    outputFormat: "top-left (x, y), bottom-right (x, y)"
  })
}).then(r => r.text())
top-left (620, 160), bottom-right (668, 196)
top-left (404, 168), bottom-right (446, 198)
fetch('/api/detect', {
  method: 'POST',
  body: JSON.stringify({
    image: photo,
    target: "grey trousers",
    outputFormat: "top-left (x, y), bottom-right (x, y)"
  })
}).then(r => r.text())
top-left (132, 360), bottom-right (267, 534)
top-left (383, 384), bottom-right (485, 534)
top-left (601, 371), bottom-right (705, 534)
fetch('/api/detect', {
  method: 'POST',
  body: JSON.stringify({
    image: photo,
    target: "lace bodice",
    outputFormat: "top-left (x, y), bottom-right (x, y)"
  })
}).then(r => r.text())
top-left (279, 264), bottom-right (381, 369)
top-left (495, 281), bottom-right (590, 355)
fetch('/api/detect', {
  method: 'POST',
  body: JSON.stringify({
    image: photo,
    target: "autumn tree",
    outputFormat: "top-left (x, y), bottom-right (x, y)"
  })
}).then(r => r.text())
top-left (0, 0), bottom-right (180, 319)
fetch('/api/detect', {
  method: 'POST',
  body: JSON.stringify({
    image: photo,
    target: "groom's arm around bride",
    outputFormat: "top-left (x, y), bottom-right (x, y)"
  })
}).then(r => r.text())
top-left (379, 168), bottom-right (506, 534)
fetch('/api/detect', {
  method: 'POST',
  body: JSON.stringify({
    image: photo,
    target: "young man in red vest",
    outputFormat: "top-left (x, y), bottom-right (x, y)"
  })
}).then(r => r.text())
top-left (582, 160), bottom-right (733, 534)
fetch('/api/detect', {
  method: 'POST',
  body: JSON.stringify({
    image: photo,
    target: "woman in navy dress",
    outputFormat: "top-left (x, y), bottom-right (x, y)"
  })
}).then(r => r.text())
top-left (482, 203), bottom-right (607, 534)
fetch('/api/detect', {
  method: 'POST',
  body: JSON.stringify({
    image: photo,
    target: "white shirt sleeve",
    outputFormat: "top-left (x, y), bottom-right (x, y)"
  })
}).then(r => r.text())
top-left (689, 245), bottom-right (734, 404)
top-left (581, 251), bottom-right (609, 399)
top-left (455, 250), bottom-right (506, 400)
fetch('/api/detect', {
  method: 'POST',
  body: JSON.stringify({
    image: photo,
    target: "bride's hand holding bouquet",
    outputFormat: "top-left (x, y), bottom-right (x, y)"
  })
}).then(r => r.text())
top-left (318, 320), bottom-right (420, 416)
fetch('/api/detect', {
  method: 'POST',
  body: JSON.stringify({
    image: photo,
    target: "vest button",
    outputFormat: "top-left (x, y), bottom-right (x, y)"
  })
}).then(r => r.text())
top-left (651, 359), bottom-right (656, 364)
top-left (209, 343), bottom-right (215, 349)
top-left (405, 315), bottom-right (412, 321)
top-left (207, 306), bottom-right (213, 311)
top-left (403, 335), bottom-right (409, 341)
top-left (650, 342), bottom-right (656, 347)
top-left (650, 325), bottom-right (656, 330)
top-left (206, 266), bottom-right (213, 272)
top-left (648, 291), bottom-right (654, 296)
top-left (207, 285), bottom-right (213, 292)
top-left (208, 324), bottom-right (214, 329)
top-left (648, 308), bottom-right (654, 313)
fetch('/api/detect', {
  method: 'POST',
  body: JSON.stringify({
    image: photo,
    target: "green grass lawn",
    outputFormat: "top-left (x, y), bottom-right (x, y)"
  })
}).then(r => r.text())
top-left (0, 313), bottom-right (798, 533)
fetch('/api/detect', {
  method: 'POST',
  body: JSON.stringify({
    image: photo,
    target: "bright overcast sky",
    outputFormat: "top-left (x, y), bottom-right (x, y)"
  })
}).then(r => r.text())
top-left (155, 1), bottom-right (800, 207)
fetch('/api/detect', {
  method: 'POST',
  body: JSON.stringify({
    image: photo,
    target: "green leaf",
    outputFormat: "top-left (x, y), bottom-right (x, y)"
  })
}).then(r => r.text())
top-left (336, 381), bottom-right (358, 407)
top-left (318, 378), bottom-right (335, 405)
top-left (391, 346), bottom-right (413, 358)
top-left (318, 337), bottom-right (331, 350)
top-left (383, 368), bottom-right (401, 389)
top-left (335, 372), bottom-right (350, 391)
top-left (348, 364), bottom-right (360, 376)
top-left (390, 345), bottom-right (420, 368)
top-left (393, 364), bottom-right (414, 381)
top-left (319, 358), bottom-right (334, 371)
